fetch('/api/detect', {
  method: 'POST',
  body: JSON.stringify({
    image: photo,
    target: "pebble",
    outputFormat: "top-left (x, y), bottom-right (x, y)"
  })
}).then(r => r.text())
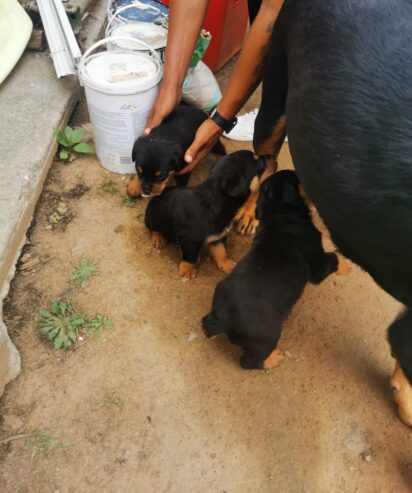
top-left (20, 257), bottom-right (40, 270)
top-left (188, 330), bottom-right (198, 342)
top-left (20, 253), bottom-right (32, 263)
top-left (361, 451), bottom-right (373, 462)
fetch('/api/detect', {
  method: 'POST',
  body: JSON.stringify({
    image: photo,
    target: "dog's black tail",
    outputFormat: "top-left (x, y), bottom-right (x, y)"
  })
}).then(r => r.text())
top-left (212, 139), bottom-right (226, 156)
top-left (202, 311), bottom-right (228, 337)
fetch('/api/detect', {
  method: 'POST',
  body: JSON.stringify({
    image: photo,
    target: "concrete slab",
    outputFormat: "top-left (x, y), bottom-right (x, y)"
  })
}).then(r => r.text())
top-left (0, 0), bottom-right (107, 395)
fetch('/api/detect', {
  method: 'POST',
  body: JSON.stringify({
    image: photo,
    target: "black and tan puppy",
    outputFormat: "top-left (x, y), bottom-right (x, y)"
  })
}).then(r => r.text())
top-left (144, 150), bottom-right (263, 279)
top-left (127, 105), bottom-right (225, 198)
top-left (202, 171), bottom-right (346, 370)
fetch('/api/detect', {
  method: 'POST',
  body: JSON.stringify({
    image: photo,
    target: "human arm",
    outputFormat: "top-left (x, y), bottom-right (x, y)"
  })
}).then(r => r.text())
top-left (179, 0), bottom-right (285, 173)
top-left (143, 0), bottom-right (210, 135)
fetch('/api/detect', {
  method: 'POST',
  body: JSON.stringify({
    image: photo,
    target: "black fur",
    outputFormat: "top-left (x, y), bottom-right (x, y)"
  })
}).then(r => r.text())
top-left (145, 150), bottom-right (262, 272)
top-left (202, 171), bottom-right (338, 369)
top-left (132, 105), bottom-right (226, 196)
top-left (254, 1), bottom-right (412, 382)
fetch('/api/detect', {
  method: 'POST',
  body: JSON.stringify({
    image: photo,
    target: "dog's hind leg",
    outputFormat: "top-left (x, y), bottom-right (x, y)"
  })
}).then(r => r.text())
top-left (234, 40), bottom-right (288, 235)
top-left (202, 311), bottom-right (228, 338)
top-left (388, 309), bottom-right (412, 426)
top-left (208, 239), bottom-right (236, 274)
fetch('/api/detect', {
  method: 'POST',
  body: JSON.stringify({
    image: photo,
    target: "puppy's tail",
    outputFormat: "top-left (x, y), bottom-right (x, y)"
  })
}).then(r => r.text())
top-left (202, 311), bottom-right (228, 337)
top-left (211, 139), bottom-right (226, 156)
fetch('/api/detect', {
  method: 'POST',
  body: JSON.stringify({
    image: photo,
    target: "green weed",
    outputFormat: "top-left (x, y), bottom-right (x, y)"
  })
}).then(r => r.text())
top-left (55, 126), bottom-right (95, 162)
top-left (26, 431), bottom-right (68, 459)
top-left (103, 395), bottom-right (124, 410)
top-left (122, 194), bottom-right (137, 207)
top-left (101, 180), bottom-right (118, 194)
top-left (35, 299), bottom-right (114, 351)
top-left (71, 259), bottom-right (99, 288)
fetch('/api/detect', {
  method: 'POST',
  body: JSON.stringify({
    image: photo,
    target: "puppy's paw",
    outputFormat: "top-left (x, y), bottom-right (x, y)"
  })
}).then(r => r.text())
top-left (127, 175), bottom-right (142, 198)
top-left (236, 213), bottom-right (259, 236)
top-left (218, 259), bottom-right (236, 274)
top-left (390, 362), bottom-right (412, 427)
top-left (151, 232), bottom-right (167, 249)
top-left (263, 348), bottom-right (285, 370)
top-left (179, 261), bottom-right (198, 280)
top-left (336, 256), bottom-right (352, 276)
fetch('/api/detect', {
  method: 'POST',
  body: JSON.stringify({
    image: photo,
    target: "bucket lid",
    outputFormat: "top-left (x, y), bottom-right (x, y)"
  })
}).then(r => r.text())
top-left (110, 22), bottom-right (167, 50)
top-left (80, 51), bottom-right (162, 95)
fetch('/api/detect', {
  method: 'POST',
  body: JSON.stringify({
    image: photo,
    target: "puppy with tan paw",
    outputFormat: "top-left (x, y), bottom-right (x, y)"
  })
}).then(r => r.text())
top-left (144, 151), bottom-right (264, 279)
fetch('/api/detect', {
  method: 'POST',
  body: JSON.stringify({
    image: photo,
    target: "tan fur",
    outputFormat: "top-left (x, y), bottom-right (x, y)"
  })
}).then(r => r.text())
top-left (208, 242), bottom-right (236, 274)
top-left (390, 361), bottom-right (412, 426)
top-left (127, 175), bottom-right (142, 198)
top-left (263, 348), bottom-right (285, 369)
top-left (151, 232), bottom-right (167, 249)
top-left (235, 191), bottom-right (259, 235)
top-left (179, 261), bottom-right (198, 280)
top-left (336, 256), bottom-right (352, 276)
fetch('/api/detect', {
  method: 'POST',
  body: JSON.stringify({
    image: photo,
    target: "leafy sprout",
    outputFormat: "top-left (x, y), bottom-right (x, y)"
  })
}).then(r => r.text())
top-left (71, 259), bottom-right (99, 288)
top-left (55, 126), bottom-right (95, 161)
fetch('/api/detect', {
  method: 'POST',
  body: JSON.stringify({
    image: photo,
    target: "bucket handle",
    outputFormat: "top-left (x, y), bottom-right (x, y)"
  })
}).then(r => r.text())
top-left (107, 1), bottom-right (167, 29)
top-left (78, 36), bottom-right (162, 86)
top-left (106, 3), bottom-right (166, 37)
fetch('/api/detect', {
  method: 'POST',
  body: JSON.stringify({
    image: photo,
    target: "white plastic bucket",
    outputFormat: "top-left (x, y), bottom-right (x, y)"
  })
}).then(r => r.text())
top-left (78, 37), bottom-right (162, 174)
top-left (107, 21), bottom-right (167, 62)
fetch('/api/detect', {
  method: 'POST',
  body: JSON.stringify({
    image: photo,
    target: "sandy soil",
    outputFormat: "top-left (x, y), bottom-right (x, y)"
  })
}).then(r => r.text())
top-left (0, 135), bottom-right (411, 492)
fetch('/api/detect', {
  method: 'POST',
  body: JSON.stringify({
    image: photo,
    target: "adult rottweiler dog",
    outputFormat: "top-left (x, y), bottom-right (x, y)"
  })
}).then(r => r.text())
top-left (253, 0), bottom-right (412, 425)
top-left (127, 105), bottom-right (225, 198)
top-left (203, 171), bottom-right (345, 369)
top-left (144, 150), bottom-right (263, 279)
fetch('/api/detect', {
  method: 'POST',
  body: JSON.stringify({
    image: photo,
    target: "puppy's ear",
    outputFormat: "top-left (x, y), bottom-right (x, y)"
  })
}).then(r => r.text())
top-left (281, 181), bottom-right (301, 206)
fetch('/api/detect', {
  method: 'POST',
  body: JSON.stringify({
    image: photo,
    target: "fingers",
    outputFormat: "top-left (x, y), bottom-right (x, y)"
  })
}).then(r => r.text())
top-left (177, 119), bottom-right (222, 175)
top-left (143, 83), bottom-right (182, 136)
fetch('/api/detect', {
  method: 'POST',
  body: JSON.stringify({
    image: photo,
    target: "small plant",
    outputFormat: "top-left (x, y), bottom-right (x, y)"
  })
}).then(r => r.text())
top-left (103, 394), bottom-right (124, 410)
top-left (26, 431), bottom-right (68, 459)
top-left (48, 201), bottom-right (68, 224)
top-left (35, 299), bottom-right (86, 350)
top-left (87, 315), bottom-right (113, 336)
top-left (101, 179), bottom-right (118, 194)
top-left (122, 194), bottom-right (137, 208)
top-left (35, 299), bottom-right (114, 350)
top-left (55, 126), bottom-right (95, 161)
top-left (71, 259), bottom-right (99, 288)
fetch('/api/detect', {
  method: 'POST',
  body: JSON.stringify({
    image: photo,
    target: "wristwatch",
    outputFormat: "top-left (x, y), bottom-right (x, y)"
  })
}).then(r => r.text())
top-left (210, 108), bottom-right (238, 134)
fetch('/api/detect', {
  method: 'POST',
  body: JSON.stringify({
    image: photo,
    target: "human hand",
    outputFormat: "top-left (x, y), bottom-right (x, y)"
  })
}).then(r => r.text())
top-left (178, 119), bottom-right (223, 175)
top-left (143, 82), bottom-right (182, 136)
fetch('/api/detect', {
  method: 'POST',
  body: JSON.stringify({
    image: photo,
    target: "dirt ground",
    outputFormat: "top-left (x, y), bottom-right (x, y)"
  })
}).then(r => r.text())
top-left (1, 65), bottom-right (412, 492)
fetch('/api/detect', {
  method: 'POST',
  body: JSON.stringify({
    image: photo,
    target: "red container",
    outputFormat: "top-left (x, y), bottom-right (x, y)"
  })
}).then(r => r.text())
top-left (160, 0), bottom-right (248, 73)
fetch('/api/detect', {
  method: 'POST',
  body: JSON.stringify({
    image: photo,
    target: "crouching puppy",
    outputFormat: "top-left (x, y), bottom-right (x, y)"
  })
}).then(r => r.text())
top-left (128, 105), bottom-right (226, 198)
top-left (202, 171), bottom-right (344, 369)
top-left (144, 150), bottom-right (263, 279)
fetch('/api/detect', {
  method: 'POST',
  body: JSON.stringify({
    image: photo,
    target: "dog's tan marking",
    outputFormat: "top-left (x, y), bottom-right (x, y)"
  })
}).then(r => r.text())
top-left (208, 242), bottom-right (236, 274)
top-left (179, 261), bottom-right (198, 280)
top-left (255, 115), bottom-right (287, 156)
top-left (205, 229), bottom-right (229, 245)
top-left (390, 361), bottom-right (412, 426)
top-left (263, 348), bottom-right (285, 369)
top-left (151, 231), bottom-right (167, 249)
top-left (249, 175), bottom-right (260, 193)
top-left (336, 256), bottom-right (352, 276)
top-left (127, 175), bottom-right (142, 198)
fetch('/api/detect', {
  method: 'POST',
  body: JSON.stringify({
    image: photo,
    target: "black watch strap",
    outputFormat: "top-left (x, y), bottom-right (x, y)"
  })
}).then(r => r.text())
top-left (210, 108), bottom-right (238, 133)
